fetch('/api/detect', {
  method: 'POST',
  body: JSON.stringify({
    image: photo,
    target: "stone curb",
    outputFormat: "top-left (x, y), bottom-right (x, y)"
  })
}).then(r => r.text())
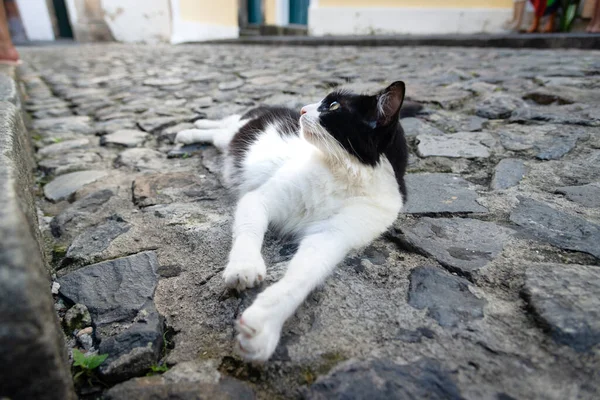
top-left (0, 66), bottom-right (75, 399)
top-left (207, 32), bottom-right (600, 50)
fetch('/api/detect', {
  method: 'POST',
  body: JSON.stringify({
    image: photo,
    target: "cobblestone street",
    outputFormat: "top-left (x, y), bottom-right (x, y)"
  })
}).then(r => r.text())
top-left (20, 43), bottom-right (600, 399)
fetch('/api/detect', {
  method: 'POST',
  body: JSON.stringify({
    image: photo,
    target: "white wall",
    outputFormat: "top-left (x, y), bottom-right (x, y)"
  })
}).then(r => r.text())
top-left (309, 7), bottom-right (512, 36)
top-left (64, 0), bottom-right (171, 43)
top-left (16, 0), bottom-right (55, 40)
top-left (169, 0), bottom-right (238, 44)
top-left (102, 0), bottom-right (171, 43)
top-left (276, 0), bottom-right (289, 26)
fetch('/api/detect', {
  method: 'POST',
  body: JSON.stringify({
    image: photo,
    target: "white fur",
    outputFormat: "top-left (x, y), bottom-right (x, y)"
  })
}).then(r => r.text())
top-left (175, 108), bottom-right (403, 362)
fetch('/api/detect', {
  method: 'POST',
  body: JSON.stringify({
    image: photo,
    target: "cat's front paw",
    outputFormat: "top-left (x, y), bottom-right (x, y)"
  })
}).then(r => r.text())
top-left (174, 129), bottom-right (196, 144)
top-left (222, 255), bottom-right (266, 291)
top-left (235, 304), bottom-right (283, 362)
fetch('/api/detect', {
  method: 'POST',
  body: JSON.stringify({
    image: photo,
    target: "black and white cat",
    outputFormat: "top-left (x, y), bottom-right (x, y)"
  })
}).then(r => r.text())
top-left (176, 81), bottom-right (411, 362)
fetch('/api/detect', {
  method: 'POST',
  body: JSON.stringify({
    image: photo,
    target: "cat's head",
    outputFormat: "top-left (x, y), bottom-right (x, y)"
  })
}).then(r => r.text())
top-left (299, 81), bottom-right (405, 166)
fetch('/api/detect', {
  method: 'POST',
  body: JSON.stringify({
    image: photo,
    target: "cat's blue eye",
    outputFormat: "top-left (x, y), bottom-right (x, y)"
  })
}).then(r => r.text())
top-left (329, 101), bottom-right (340, 111)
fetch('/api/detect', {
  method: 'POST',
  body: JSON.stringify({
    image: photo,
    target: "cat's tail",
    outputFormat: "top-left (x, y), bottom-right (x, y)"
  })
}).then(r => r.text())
top-left (399, 100), bottom-right (423, 119)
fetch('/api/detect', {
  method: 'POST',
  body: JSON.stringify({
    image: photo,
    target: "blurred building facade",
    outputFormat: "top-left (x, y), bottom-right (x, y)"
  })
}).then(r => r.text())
top-left (308, 0), bottom-right (513, 35)
top-left (14, 0), bottom-right (543, 43)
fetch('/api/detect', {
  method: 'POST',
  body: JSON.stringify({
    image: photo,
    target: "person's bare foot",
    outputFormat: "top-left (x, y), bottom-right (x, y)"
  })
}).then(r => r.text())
top-left (588, 22), bottom-right (600, 33)
top-left (527, 18), bottom-right (540, 33)
top-left (0, 43), bottom-right (19, 64)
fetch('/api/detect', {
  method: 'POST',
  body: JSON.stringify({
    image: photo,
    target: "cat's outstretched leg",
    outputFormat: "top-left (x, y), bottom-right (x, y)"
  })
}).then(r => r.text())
top-left (235, 206), bottom-right (394, 362)
top-left (234, 231), bottom-right (349, 361)
top-left (194, 114), bottom-right (241, 129)
top-left (222, 190), bottom-right (269, 290)
top-left (176, 128), bottom-right (229, 146)
top-left (175, 115), bottom-right (245, 150)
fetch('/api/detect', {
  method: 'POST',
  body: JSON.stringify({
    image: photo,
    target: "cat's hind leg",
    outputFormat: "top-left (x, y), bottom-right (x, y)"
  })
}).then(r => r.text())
top-left (175, 128), bottom-right (222, 145)
top-left (176, 115), bottom-right (246, 150)
top-left (194, 114), bottom-right (241, 129)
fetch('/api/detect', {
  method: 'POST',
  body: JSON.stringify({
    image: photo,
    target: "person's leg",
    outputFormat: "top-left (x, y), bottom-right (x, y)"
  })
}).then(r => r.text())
top-left (527, 0), bottom-right (545, 32)
top-left (505, 0), bottom-right (527, 31)
top-left (542, 11), bottom-right (557, 32)
top-left (0, 0), bottom-right (19, 63)
top-left (512, 0), bottom-right (527, 30)
top-left (503, 0), bottom-right (519, 28)
top-left (588, 0), bottom-right (600, 32)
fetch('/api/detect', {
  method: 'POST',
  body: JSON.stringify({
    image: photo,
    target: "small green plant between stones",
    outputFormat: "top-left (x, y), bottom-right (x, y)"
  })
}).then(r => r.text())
top-left (146, 364), bottom-right (169, 376)
top-left (72, 348), bottom-right (108, 385)
top-left (51, 137), bottom-right (64, 143)
top-left (52, 245), bottom-right (68, 263)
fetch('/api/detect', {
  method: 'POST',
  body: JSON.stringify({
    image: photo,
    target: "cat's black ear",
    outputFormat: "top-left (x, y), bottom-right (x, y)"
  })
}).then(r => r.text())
top-left (376, 81), bottom-right (405, 126)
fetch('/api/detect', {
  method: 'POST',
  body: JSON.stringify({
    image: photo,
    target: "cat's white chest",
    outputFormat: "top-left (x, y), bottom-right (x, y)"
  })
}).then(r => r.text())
top-left (266, 154), bottom-right (400, 236)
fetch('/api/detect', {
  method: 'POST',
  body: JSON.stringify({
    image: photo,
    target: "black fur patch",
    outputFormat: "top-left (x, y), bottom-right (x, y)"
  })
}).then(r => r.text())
top-left (316, 82), bottom-right (409, 200)
top-left (229, 83), bottom-right (410, 201)
top-left (229, 106), bottom-right (300, 167)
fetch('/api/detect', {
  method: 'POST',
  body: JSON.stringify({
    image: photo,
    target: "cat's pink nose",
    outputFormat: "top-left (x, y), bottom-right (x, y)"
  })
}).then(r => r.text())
top-left (301, 107), bottom-right (307, 115)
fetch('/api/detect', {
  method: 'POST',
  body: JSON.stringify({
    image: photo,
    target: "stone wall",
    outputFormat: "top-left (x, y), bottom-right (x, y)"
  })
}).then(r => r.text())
top-left (0, 66), bottom-right (75, 399)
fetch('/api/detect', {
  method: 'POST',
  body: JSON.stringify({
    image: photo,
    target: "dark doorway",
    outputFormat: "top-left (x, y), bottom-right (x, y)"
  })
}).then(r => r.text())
top-left (52, 0), bottom-right (73, 38)
top-left (248, 0), bottom-right (263, 25)
top-left (289, 0), bottom-right (309, 25)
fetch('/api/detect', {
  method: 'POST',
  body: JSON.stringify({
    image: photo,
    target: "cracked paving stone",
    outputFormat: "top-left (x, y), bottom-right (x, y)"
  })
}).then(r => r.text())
top-left (44, 170), bottom-right (109, 201)
top-left (524, 86), bottom-right (600, 106)
top-left (523, 263), bottom-right (600, 352)
top-left (138, 115), bottom-right (195, 133)
top-left (38, 151), bottom-right (103, 176)
top-left (64, 217), bottom-right (130, 266)
top-left (305, 358), bottom-right (463, 400)
top-left (424, 111), bottom-right (487, 133)
top-left (32, 108), bottom-right (72, 119)
top-left (397, 217), bottom-right (513, 277)
top-left (417, 131), bottom-right (495, 158)
top-left (143, 77), bottom-right (185, 87)
top-left (95, 118), bottom-right (138, 134)
top-left (116, 148), bottom-right (165, 171)
top-left (98, 304), bottom-right (163, 382)
top-left (407, 85), bottom-right (471, 109)
top-left (101, 129), bottom-right (148, 148)
top-left (104, 375), bottom-right (255, 400)
top-left (498, 124), bottom-right (588, 160)
top-left (58, 251), bottom-right (159, 326)
top-left (188, 96), bottom-right (213, 111)
top-left (510, 196), bottom-right (600, 259)
top-left (408, 265), bottom-right (485, 327)
top-left (37, 138), bottom-right (92, 157)
top-left (475, 93), bottom-right (527, 119)
top-left (401, 117), bottom-right (444, 137)
top-left (509, 103), bottom-right (600, 127)
top-left (404, 174), bottom-right (487, 214)
top-left (555, 184), bottom-right (600, 208)
top-left (51, 189), bottom-right (114, 238)
top-left (132, 172), bottom-right (214, 207)
top-left (491, 158), bottom-right (527, 190)
top-left (32, 115), bottom-right (92, 134)
top-left (218, 79), bottom-right (244, 91)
